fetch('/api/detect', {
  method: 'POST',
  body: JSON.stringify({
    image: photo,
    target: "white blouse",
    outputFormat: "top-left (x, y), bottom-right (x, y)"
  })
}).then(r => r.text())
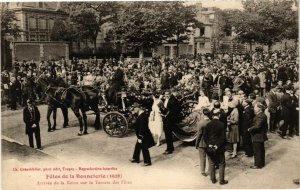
top-left (194, 96), bottom-right (210, 110)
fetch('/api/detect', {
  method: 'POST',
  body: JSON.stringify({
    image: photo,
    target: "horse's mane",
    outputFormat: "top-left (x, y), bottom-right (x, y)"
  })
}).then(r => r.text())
top-left (37, 77), bottom-right (50, 90)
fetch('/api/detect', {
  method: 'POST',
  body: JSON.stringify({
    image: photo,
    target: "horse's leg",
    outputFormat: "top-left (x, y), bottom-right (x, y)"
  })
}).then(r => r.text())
top-left (47, 106), bottom-right (54, 132)
top-left (81, 109), bottom-right (88, 134)
top-left (91, 105), bottom-right (101, 130)
top-left (72, 107), bottom-right (84, 136)
top-left (52, 107), bottom-right (57, 130)
top-left (61, 107), bottom-right (69, 128)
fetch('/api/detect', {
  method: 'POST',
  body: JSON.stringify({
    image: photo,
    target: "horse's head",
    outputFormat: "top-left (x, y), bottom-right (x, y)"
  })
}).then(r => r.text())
top-left (36, 76), bottom-right (50, 92)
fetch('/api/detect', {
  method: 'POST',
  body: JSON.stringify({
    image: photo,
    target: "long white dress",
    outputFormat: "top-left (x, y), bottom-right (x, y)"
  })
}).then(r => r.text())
top-left (148, 97), bottom-right (163, 139)
top-left (194, 96), bottom-right (210, 111)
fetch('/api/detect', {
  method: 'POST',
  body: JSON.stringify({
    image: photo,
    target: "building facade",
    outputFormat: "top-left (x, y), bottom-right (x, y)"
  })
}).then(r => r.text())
top-left (154, 3), bottom-right (219, 58)
top-left (7, 2), bottom-right (68, 42)
top-left (5, 2), bottom-right (69, 62)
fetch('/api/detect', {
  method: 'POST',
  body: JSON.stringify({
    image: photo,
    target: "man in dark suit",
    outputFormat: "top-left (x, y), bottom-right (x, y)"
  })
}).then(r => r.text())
top-left (248, 103), bottom-right (268, 169)
top-left (195, 108), bottom-right (211, 176)
top-left (280, 85), bottom-right (294, 138)
top-left (251, 71), bottom-right (260, 92)
top-left (241, 99), bottom-right (255, 157)
top-left (161, 70), bottom-right (170, 90)
top-left (161, 90), bottom-right (182, 154)
top-left (130, 103), bottom-right (155, 166)
top-left (202, 70), bottom-right (213, 100)
top-left (23, 99), bottom-right (42, 150)
top-left (266, 86), bottom-right (279, 133)
top-left (203, 110), bottom-right (228, 185)
top-left (9, 77), bottom-right (18, 110)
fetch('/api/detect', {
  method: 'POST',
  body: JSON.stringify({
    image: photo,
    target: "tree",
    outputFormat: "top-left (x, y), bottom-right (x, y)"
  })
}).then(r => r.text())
top-left (50, 19), bottom-right (74, 41)
top-left (283, 8), bottom-right (298, 49)
top-left (230, 0), bottom-right (296, 51)
top-left (0, 3), bottom-right (20, 39)
top-left (1, 3), bottom-right (21, 68)
top-left (60, 2), bottom-right (120, 53)
top-left (164, 3), bottom-right (201, 57)
top-left (112, 2), bottom-right (200, 58)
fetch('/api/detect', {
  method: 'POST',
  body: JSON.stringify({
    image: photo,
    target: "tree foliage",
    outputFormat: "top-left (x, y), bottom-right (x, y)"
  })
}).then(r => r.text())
top-left (0, 4), bottom-right (21, 39)
top-left (111, 2), bottom-right (201, 54)
top-left (50, 19), bottom-right (75, 41)
top-left (60, 2), bottom-right (120, 51)
top-left (219, 0), bottom-right (297, 49)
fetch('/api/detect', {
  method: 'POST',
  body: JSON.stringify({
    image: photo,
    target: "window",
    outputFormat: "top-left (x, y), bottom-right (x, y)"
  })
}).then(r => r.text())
top-left (209, 14), bottom-right (215, 20)
top-left (188, 45), bottom-right (193, 53)
top-left (49, 19), bottom-right (54, 30)
top-left (173, 46), bottom-right (178, 56)
top-left (38, 2), bottom-right (43, 8)
top-left (199, 43), bottom-right (205, 49)
top-left (200, 27), bottom-right (205, 37)
top-left (30, 35), bottom-right (37, 41)
top-left (39, 18), bottom-right (46, 30)
top-left (39, 35), bottom-right (46, 41)
top-left (29, 17), bottom-right (37, 29)
top-left (165, 46), bottom-right (170, 56)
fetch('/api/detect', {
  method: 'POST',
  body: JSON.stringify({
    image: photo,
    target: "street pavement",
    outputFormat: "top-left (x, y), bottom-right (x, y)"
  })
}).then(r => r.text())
top-left (1, 104), bottom-right (300, 189)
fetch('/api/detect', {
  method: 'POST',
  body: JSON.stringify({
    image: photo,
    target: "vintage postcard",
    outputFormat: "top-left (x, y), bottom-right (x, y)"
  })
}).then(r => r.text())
top-left (1, 0), bottom-right (299, 189)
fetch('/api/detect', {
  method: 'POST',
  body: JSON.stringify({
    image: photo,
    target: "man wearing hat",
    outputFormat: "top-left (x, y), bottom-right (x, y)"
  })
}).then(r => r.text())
top-left (279, 85), bottom-right (294, 138)
top-left (130, 103), bottom-right (155, 166)
top-left (203, 109), bottom-right (228, 185)
top-left (161, 90), bottom-right (182, 154)
top-left (241, 99), bottom-right (255, 157)
top-left (23, 99), bottom-right (42, 150)
top-left (266, 86), bottom-right (279, 133)
top-left (248, 103), bottom-right (268, 169)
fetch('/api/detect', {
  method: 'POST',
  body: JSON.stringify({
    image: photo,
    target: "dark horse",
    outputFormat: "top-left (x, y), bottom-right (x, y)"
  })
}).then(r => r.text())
top-left (37, 77), bottom-right (101, 135)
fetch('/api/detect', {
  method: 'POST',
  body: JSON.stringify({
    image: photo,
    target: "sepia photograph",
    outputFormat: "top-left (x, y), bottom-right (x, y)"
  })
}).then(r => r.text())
top-left (1, 0), bottom-right (299, 189)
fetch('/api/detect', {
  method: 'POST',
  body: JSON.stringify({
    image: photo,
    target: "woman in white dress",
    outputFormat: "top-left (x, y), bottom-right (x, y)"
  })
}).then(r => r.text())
top-left (194, 89), bottom-right (210, 111)
top-left (148, 93), bottom-right (164, 146)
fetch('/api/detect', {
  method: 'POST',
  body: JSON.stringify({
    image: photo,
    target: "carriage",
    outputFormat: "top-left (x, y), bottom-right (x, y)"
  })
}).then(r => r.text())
top-left (101, 90), bottom-right (139, 137)
top-left (101, 89), bottom-right (199, 141)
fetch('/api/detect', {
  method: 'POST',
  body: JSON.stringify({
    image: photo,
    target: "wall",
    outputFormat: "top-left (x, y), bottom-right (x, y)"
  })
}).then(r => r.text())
top-left (13, 42), bottom-right (69, 62)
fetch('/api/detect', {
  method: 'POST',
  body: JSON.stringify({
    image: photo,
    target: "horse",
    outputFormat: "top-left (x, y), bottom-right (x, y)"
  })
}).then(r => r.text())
top-left (37, 77), bottom-right (101, 135)
top-left (35, 76), bottom-right (69, 132)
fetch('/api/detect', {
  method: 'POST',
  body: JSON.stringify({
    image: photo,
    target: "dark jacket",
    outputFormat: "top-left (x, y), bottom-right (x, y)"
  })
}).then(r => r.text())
top-left (203, 119), bottom-right (226, 152)
top-left (241, 105), bottom-right (255, 134)
top-left (217, 75), bottom-right (231, 90)
top-left (281, 93), bottom-right (293, 116)
top-left (195, 118), bottom-right (210, 148)
top-left (23, 105), bottom-right (40, 134)
top-left (251, 76), bottom-right (260, 90)
top-left (202, 73), bottom-right (213, 89)
top-left (133, 111), bottom-right (155, 149)
top-left (161, 73), bottom-right (170, 90)
top-left (248, 112), bottom-right (268, 142)
top-left (162, 94), bottom-right (182, 123)
top-left (267, 91), bottom-right (279, 113)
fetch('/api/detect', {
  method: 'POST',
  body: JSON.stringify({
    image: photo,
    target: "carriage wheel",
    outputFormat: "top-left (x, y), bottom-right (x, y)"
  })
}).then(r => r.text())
top-left (181, 101), bottom-right (198, 118)
top-left (102, 112), bottom-right (128, 137)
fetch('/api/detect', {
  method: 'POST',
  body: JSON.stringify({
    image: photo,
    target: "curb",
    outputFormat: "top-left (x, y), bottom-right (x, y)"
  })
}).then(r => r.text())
top-left (1, 135), bottom-right (25, 146)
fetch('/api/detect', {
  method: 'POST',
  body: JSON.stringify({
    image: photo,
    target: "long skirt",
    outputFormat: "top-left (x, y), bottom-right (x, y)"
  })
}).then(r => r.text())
top-left (148, 111), bottom-right (163, 139)
top-left (228, 124), bottom-right (239, 143)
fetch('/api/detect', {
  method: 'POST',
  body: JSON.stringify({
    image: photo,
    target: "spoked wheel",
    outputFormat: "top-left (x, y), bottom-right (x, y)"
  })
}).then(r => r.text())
top-left (102, 112), bottom-right (128, 137)
top-left (181, 101), bottom-right (198, 118)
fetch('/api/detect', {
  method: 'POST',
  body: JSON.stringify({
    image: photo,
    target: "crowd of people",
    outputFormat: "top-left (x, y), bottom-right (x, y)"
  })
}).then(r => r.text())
top-left (2, 49), bottom-right (299, 185)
